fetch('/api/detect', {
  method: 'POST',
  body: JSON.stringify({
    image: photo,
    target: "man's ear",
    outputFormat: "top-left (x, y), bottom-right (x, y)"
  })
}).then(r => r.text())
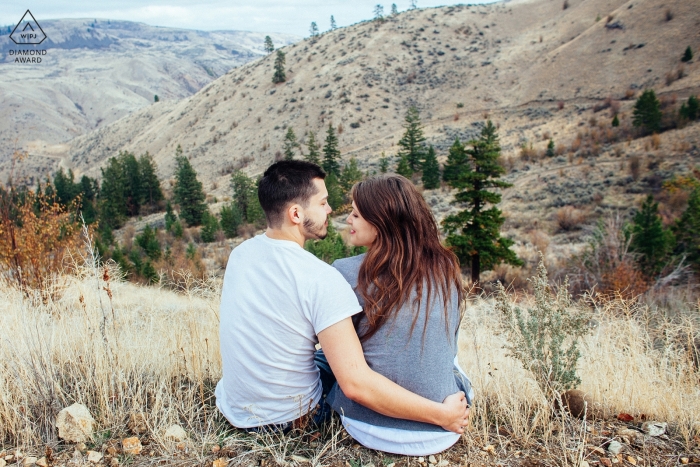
top-left (287, 203), bottom-right (303, 225)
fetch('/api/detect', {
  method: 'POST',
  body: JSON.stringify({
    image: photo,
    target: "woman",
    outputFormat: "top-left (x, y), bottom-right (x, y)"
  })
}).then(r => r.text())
top-left (327, 174), bottom-right (474, 456)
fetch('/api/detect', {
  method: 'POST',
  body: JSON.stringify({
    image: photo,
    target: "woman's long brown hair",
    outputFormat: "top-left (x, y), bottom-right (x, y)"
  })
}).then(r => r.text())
top-left (352, 175), bottom-right (464, 343)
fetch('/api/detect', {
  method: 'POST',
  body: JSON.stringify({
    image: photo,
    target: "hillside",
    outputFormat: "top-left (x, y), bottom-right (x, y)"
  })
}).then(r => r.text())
top-left (0, 19), bottom-right (298, 172)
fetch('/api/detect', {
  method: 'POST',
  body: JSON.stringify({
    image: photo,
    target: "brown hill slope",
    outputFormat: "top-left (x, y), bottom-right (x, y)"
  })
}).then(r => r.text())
top-left (12, 0), bottom-right (699, 215)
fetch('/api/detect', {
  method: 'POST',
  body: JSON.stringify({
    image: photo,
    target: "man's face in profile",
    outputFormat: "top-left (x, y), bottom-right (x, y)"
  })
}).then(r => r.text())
top-left (301, 178), bottom-right (332, 241)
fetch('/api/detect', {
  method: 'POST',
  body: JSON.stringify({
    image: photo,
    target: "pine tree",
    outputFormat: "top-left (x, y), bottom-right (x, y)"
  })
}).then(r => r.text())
top-left (309, 22), bottom-right (319, 41)
top-left (164, 201), bottom-right (176, 231)
top-left (379, 152), bottom-right (389, 173)
top-left (330, 15), bottom-right (337, 30)
top-left (632, 89), bottom-right (662, 135)
top-left (173, 220), bottom-right (184, 239)
top-left (612, 115), bottom-right (620, 127)
top-left (230, 170), bottom-right (255, 221)
top-left (305, 131), bottom-right (321, 165)
top-left (138, 152), bottom-right (164, 207)
top-left (325, 172), bottom-right (344, 210)
top-left (220, 202), bottom-right (243, 238)
top-left (53, 168), bottom-right (80, 206)
top-left (395, 155), bottom-right (413, 178)
top-left (421, 145), bottom-right (440, 189)
top-left (99, 157), bottom-right (128, 229)
top-left (374, 4), bottom-right (384, 21)
top-left (322, 123), bottom-right (341, 177)
top-left (283, 127), bottom-right (298, 160)
top-left (673, 187), bottom-right (700, 271)
top-left (682, 45), bottom-right (693, 63)
top-left (391, 3), bottom-right (398, 15)
top-left (154, 95), bottom-right (159, 103)
top-left (264, 35), bottom-right (274, 53)
top-left (142, 261), bottom-right (159, 284)
top-left (120, 151), bottom-right (142, 217)
top-left (546, 139), bottom-right (555, 158)
top-left (340, 158), bottom-right (363, 193)
top-left (630, 194), bottom-right (673, 277)
top-left (397, 106), bottom-right (426, 173)
top-left (442, 138), bottom-right (468, 184)
top-left (200, 210), bottom-right (220, 243)
top-left (173, 146), bottom-right (207, 226)
top-left (680, 95), bottom-right (699, 121)
top-left (246, 178), bottom-right (266, 227)
top-left (442, 121), bottom-right (523, 285)
top-left (135, 224), bottom-right (161, 260)
top-left (272, 50), bottom-right (286, 84)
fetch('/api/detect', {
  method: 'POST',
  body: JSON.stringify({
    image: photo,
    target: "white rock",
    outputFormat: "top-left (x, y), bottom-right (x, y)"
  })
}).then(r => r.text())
top-left (22, 457), bottom-right (37, 466)
top-left (164, 424), bottom-right (188, 442)
top-left (641, 421), bottom-right (667, 437)
top-left (87, 451), bottom-right (103, 463)
top-left (428, 455), bottom-right (437, 464)
top-left (56, 403), bottom-right (95, 443)
top-left (607, 440), bottom-right (623, 455)
top-left (35, 458), bottom-right (48, 467)
top-left (0, 458), bottom-right (6, 467)
top-left (437, 461), bottom-right (449, 467)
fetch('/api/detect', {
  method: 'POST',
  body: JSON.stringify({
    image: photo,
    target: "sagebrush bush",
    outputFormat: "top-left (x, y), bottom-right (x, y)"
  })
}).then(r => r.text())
top-left (495, 259), bottom-right (591, 395)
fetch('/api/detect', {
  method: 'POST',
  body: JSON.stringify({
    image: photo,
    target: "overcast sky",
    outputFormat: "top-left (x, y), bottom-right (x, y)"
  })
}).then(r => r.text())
top-left (1, 0), bottom-right (493, 36)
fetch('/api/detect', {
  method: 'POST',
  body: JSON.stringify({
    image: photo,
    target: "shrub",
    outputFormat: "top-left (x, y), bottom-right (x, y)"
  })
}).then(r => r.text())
top-left (555, 206), bottom-right (586, 232)
top-left (682, 46), bottom-right (693, 63)
top-left (495, 258), bottom-right (591, 395)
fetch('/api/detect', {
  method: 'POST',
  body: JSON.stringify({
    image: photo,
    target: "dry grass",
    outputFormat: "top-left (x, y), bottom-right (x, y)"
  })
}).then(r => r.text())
top-left (1, 239), bottom-right (699, 465)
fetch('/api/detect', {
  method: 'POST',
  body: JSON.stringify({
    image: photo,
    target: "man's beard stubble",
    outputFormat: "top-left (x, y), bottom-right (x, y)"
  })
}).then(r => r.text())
top-left (302, 216), bottom-right (328, 240)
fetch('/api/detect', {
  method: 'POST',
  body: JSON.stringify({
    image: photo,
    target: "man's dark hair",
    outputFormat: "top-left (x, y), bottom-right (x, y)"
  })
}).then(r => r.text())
top-left (258, 160), bottom-right (326, 228)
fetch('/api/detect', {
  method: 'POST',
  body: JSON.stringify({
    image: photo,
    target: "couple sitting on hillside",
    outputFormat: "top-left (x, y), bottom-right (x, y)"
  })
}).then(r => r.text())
top-left (215, 160), bottom-right (474, 455)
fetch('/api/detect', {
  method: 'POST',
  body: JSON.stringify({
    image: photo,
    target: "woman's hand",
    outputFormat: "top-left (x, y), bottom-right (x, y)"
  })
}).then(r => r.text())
top-left (440, 391), bottom-right (471, 433)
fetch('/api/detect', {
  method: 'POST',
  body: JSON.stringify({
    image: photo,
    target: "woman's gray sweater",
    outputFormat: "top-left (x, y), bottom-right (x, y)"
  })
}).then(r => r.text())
top-left (327, 253), bottom-right (465, 432)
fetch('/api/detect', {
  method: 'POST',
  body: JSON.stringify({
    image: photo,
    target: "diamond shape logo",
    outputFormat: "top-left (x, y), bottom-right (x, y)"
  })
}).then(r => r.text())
top-left (10, 10), bottom-right (47, 45)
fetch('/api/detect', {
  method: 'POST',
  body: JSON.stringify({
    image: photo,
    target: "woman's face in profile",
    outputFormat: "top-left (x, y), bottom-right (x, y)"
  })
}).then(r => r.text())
top-left (347, 201), bottom-right (378, 247)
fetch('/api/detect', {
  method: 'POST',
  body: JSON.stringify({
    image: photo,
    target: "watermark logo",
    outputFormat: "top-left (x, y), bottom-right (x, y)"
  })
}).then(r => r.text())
top-left (10, 10), bottom-right (47, 45)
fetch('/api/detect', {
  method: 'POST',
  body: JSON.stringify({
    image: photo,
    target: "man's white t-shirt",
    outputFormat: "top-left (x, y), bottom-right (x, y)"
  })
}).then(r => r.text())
top-left (215, 233), bottom-right (362, 428)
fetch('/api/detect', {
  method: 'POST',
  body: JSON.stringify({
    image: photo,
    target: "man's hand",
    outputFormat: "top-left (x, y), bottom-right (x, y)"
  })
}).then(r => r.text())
top-left (440, 391), bottom-right (470, 433)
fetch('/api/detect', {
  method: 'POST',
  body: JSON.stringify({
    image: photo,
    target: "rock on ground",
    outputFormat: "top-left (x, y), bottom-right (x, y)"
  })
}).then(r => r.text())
top-left (56, 403), bottom-right (95, 443)
top-left (164, 425), bottom-right (188, 442)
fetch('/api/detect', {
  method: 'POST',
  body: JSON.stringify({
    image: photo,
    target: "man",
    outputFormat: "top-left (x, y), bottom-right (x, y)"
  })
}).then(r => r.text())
top-left (215, 160), bottom-right (469, 433)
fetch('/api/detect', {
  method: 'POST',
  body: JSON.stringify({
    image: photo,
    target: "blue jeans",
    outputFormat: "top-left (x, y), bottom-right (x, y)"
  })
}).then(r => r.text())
top-left (248, 349), bottom-right (335, 434)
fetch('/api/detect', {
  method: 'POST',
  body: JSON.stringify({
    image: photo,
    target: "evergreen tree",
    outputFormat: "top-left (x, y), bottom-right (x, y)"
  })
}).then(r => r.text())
top-left (246, 178), bottom-right (266, 227)
top-left (379, 152), bottom-right (389, 173)
top-left (374, 4), bottom-right (384, 21)
top-left (410, 0), bottom-right (417, 9)
top-left (309, 22), bottom-right (319, 41)
top-left (632, 89), bottom-right (662, 135)
top-left (612, 115), bottom-right (620, 127)
top-left (283, 127), bottom-right (298, 160)
top-left (173, 145), bottom-right (207, 226)
top-left (99, 157), bottom-right (128, 229)
top-left (546, 139), bottom-right (555, 158)
top-left (230, 170), bottom-right (255, 221)
top-left (680, 95), bottom-right (699, 121)
top-left (135, 224), bottom-right (162, 260)
top-left (630, 194), bottom-right (673, 277)
top-left (164, 201), bottom-right (176, 231)
top-left (220, 202), bottom-right (243, 238)
top-left (330, 15), bottom-right (337, 30)
top-left (682, 45), bottom-right (693, 63)
top-left (442, 121), bottom-right (523, 285)
top-left (142, 261), bottom-right (159, 284)
top-left (172, 220), bottom-right (184, 239)
top-left (340, 158), bottom-right (363, 193)
top-left (119, 151), bottom-right (142, 217)
top-left (264, 35), bottom-right (274, 53)
top-left (442, 138), bottom-right (468, 184)
top-left (79, 175), bottom-right (98, 201)
top-left (272, 50), bottom-right (286, 84)
top-left (397, 106), bottom-right (426, 173)
top-left (200, 210), bottom-right (220, 243)
top-left (421, 145), bottom-right (440, 189)
top-left (138, 152), bottom-right (164, 207)
top-left (53, 168), bottom-right (80, 206)
top-left (305, 131), bottom-right (321, 165)
top-left (325, 172), bottom-right (344, 210)
top-left (673, 187), bottom-right (700, 271)
top-left (391, 3), bottom-right (398, 15)
top-left (322, 123), bottom-right (341, 177)
top-left (154, 95), bottom-right (159, 103)
top-left (395, 155), bottom-right (413, 178)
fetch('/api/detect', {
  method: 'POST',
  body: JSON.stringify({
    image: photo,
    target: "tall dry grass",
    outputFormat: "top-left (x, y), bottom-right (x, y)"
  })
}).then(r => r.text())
top-left (0, 235), bottom-right (698, 463)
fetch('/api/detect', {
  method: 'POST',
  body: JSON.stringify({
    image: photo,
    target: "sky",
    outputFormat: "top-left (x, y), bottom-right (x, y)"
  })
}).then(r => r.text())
top-left (1, 0), bottom-right (493, 37)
